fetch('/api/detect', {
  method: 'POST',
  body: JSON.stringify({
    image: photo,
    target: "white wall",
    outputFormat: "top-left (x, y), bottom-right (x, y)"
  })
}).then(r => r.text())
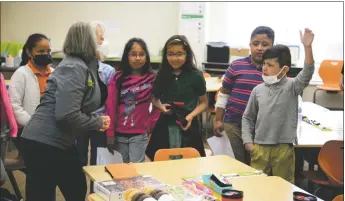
top-left (206, 2), bottom-right (344, 63)
top-left (204, 2), bottom-right (344, 109)
top-left (1, 2), bottom-right (179, 56)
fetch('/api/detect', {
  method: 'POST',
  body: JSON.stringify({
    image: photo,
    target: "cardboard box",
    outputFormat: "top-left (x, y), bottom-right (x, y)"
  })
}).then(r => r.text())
top-left (94, 175), bottom-right (165, 201)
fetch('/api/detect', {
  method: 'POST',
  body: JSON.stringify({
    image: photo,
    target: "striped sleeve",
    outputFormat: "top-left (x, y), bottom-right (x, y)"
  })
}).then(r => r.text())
top-left (222, 64), bottom-right (236, 90)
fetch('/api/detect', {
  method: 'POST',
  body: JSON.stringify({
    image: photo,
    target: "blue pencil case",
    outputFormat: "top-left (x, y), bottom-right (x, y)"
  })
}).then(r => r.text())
top-left (201, 174), bottom-right (232, 194)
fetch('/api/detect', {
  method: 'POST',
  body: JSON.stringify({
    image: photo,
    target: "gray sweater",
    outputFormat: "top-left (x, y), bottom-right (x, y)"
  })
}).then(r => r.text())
top-left (242, 63), bottom-right (315, 145)
top-left (21, 56), bottom-right (103, 150)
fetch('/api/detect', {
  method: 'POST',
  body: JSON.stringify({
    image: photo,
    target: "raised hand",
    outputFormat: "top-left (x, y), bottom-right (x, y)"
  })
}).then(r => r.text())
top-left (300, 28), bottom-right (314, 47)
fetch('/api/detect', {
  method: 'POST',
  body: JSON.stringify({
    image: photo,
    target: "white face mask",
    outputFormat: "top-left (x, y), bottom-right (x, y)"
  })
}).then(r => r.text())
top-left (262, 66), bottom-right (287, 85)
top-left (97, 41), bottom-right (109, 57)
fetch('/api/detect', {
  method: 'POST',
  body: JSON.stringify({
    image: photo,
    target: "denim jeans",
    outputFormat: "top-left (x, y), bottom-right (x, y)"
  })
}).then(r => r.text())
top-left (114, 133), bottom-right (148, 163)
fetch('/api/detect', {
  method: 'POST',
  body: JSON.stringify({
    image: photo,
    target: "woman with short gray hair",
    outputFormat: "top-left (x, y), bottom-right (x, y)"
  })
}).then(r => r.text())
top-left (19, 21), bottom-right (110, 201)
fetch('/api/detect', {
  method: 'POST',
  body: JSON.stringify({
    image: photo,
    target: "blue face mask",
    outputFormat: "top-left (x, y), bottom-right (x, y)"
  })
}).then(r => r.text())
top-left (33, 54), bottom-right (52, 66)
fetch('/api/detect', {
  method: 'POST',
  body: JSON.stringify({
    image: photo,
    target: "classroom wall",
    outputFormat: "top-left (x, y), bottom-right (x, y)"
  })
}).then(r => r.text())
top-left (205, 2), bottom-right (344, 110)
top-left (1, 2), bottom-right (343, 109)
top-left (0, 2), bottom-right (179, 56)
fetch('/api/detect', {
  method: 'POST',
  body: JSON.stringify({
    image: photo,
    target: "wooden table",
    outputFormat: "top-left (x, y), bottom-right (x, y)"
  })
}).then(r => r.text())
top-left (88, 176), bottom-right (323, 201)
top-left (205, 77), bottom-right (222, 92)
top-left (228, 176), bottom-right (323, 201)
top-left (83, 155), bottom-right (257, 184)
top-left (84, 155), bottom-right (322, 201)
top-left (84, 155), bottom-right (259, 201)
top-left (296, 102), bottom-right (343, 147)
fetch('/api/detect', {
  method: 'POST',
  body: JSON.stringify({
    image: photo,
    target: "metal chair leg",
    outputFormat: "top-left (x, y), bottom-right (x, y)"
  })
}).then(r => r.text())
top-left (313, 88), bottom-right (321, 104)
top-left (6, 170), bottom-right (22, 201)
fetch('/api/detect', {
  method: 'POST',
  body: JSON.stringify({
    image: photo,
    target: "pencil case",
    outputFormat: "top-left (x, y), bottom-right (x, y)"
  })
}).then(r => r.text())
top-left (201, 174), bottom-right (232, 195)
top-left (221, 189), bottom-right (243, 201)
top-left (293, 191), bottom-right (317, 201)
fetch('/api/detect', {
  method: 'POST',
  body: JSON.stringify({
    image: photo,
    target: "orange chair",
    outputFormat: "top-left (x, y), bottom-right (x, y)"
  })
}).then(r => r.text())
top-left (333, 195), bottom-right (344, 201)
top-left (313, 60), bottom-right (343, 104)
top-left (154, 148), bottom-right (201, 161)
top-left (302, 140), bottom-right (344, 194)
top-left (87, 195), bottom-right (94, 201)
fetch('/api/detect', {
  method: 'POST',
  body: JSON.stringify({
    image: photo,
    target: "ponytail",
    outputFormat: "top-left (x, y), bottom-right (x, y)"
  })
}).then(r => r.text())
top-left (19, 44), bottom-right (29, 66)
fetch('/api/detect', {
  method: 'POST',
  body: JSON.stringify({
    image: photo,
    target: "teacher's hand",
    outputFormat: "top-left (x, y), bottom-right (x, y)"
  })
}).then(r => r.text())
top-left (99, 116), bottom-right (110, 132)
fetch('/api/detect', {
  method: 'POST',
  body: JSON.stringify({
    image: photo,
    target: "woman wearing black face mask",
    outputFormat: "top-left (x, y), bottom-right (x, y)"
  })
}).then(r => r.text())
top-left (7, 33), bottom-right (54, 167)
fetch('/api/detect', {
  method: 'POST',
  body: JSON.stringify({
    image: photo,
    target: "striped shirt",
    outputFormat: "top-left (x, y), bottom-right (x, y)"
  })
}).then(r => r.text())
top-left (222, 56), bottom-right (263, 127)
top-left (115, 72), bottom-right (156, 134)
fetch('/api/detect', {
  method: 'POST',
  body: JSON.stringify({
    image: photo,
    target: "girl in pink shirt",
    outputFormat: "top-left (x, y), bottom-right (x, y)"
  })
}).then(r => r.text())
top-left (105, 38), bottom-right (159, 163)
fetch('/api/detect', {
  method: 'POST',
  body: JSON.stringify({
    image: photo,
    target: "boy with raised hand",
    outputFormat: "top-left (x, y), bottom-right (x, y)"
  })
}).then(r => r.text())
top-left (241, 28), bottom-right (315, 184)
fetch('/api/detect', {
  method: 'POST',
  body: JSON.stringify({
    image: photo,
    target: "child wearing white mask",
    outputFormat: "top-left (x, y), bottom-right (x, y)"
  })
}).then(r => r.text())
top-left (241, 28), bottom-right (315, 184)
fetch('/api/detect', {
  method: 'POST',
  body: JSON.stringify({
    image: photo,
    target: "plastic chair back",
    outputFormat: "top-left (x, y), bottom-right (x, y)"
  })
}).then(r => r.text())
top-left (154, 147), bottom-right (201, 161)
top-left (318, 60), bottom-right (343, 90)
top-left (318, 140), bottom-right (344, 185)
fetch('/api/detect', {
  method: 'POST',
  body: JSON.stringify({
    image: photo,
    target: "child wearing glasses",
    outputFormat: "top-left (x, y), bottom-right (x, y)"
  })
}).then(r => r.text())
top-left (146, 35), bottom-right (208, 160)
top-left (105, 38), bottom-right (160, 163)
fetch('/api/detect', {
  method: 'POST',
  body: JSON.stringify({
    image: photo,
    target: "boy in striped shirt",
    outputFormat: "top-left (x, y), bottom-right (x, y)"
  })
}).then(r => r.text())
top-left (214, 26), bottom-right (274, 164)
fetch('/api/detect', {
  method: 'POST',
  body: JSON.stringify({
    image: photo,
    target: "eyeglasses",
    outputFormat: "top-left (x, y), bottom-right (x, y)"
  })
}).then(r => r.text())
top-left (167, 52), bottom-right (186, 59)
top-left (128, 52), bottom-right (146, 58)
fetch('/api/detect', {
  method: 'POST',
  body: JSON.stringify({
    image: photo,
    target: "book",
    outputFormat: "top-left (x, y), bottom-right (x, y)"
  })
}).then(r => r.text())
top-left (105, 163), bottom-right (140, 179)
top-left (94, 175), bottom-right (165, 201)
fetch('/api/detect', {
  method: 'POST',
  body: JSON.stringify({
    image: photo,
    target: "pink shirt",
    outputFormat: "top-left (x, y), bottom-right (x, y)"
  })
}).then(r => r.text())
top-left (105, 71), bottom-right (160, 136)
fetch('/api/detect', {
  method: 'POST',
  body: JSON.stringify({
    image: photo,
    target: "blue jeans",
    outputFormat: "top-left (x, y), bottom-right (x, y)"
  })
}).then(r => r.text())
top-left (114, 133), bottom-right (148, 163)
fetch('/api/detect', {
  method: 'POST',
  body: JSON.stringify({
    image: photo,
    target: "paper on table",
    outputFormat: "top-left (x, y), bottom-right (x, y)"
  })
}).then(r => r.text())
top-left (207, 131), bottom-right (235, 158)
top-left (96, 147), bottom-right (123, 165)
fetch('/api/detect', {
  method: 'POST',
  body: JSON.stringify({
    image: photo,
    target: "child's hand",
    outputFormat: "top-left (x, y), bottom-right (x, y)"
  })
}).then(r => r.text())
top-left (182, 115), bottom-right (193, 131)
top-left (160, 104), bottom-right (172, 115)
top-left (213, 120), bottom-right (224, 137)
top-left (245, 143), bottom-right (254, 152)
top-left (300, 28), bottom-right (314, 47)
top-left (100, 115), bottom-right (110, 131)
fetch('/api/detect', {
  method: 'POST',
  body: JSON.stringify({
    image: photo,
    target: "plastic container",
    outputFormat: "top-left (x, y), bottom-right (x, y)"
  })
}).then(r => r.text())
top-left (293, 191), bottom-right (317, 201)
top-left (5, 55), bottom-right (14, 67)
top-left (221, 189), bottom-right (243, 201)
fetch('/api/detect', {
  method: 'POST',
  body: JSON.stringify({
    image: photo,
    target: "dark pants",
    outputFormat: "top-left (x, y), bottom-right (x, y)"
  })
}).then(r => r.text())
top-left (146, 114), bottom-right (206, 161)
top-left (13, 128), bottom-right (23, 156)
top-left (20, 138), bottom-right (86, 201)
top-left (75, 130), bottom-right (106, 193)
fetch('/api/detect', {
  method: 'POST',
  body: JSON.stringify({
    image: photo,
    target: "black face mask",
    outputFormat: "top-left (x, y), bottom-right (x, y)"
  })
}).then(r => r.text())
top-left (32, 54), bottom-right (52, 66)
